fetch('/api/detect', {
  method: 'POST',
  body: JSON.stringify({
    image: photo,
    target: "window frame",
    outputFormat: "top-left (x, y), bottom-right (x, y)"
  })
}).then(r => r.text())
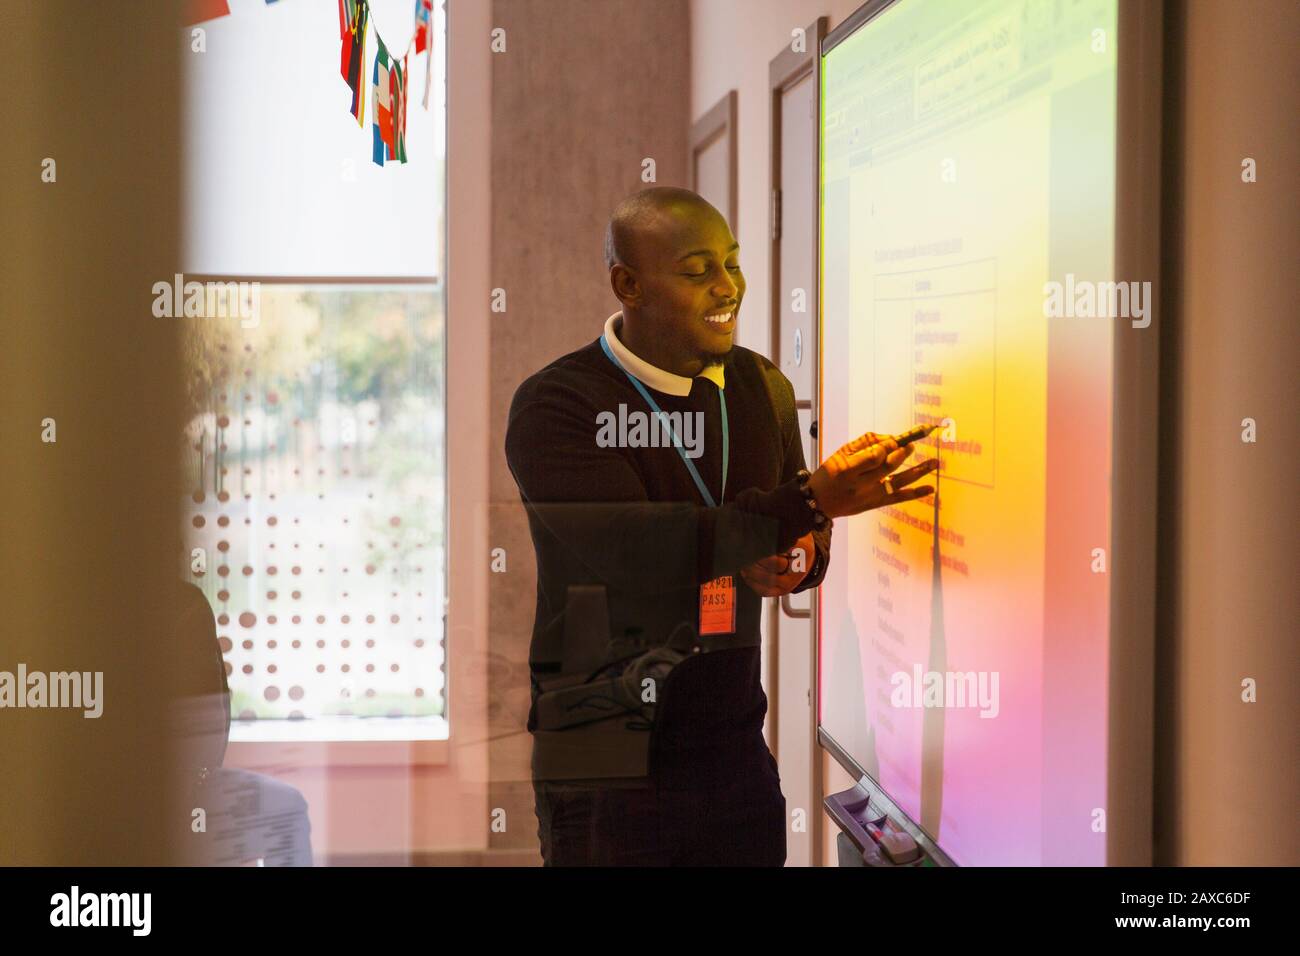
top-left (187, 273), bottom-right (449, 764)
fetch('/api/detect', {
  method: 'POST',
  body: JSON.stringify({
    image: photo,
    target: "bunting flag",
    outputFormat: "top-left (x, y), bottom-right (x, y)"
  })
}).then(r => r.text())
top-left (397, 52), bottom-right (410, 163)
top-left (339, 0), bottom-right (370, 126)
top-left (414, 0), bottom-right (433, 54)
top-left (371, 43), bottom-right (412, 167)
top-left (372, 39), bottom-right (393, 166)
top-left (184, 0), bottom-right (230, 26)
top-left (389, 53), bottom-right (409, 165)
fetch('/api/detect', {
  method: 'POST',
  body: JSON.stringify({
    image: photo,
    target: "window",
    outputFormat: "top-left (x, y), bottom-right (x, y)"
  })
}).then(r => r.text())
top-left (181, 1), bottom-right (446, 742)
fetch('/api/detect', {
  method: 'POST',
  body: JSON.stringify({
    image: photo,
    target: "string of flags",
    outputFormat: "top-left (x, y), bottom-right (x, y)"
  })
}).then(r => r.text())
top-left (183, 0), bottom-right (435, 168)
top-left (340, 0), bottom-right (435, 166)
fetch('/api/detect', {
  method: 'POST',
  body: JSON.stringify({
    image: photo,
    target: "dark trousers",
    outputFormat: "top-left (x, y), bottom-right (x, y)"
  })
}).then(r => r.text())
top-left (533, 758), bottom-right (787, 866)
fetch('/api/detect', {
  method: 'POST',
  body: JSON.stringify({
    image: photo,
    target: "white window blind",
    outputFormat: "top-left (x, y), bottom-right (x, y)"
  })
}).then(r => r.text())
top-left (182, 0), bottom-right (443, 277)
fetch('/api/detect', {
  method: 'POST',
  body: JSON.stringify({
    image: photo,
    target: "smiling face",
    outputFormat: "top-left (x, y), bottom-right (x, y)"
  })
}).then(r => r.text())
top-left (609, 195), bottom-right (746, 377)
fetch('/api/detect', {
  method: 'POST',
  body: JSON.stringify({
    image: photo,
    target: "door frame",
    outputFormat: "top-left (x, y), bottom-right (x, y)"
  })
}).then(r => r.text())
top-left (689, 89), bottom-right (738, 229)
top-left (767, 15), bottom-right (828, 866)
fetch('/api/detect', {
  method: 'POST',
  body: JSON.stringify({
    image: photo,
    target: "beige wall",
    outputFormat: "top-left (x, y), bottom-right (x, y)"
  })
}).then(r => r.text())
top-left (0, 4), bottom-right (184, 864)
top-left (442, 0), bottom-right (495, 852)
top-left (1156, 0), bottom-right (1299, 866)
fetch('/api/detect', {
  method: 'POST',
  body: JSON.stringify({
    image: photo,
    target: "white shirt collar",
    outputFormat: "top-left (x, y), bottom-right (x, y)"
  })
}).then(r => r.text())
top-left (602, 312), bottom-right (725, 397)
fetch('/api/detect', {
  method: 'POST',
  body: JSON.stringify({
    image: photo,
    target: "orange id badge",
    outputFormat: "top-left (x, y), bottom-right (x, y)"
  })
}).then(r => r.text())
top-left (699, 575), bottom-right (737, 636)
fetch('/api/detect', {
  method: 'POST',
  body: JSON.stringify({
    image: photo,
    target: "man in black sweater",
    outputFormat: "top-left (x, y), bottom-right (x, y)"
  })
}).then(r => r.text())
top-left (506, 187), bottom-right (938, 865)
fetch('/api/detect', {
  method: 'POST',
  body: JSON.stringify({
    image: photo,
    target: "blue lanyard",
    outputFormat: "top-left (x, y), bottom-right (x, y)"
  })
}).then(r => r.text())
top-left (600, 334), bottom-right (728, 508)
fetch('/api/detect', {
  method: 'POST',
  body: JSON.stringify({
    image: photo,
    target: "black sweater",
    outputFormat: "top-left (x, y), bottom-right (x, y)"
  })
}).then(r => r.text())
top-left (505, 333), bottom-right (831, 787)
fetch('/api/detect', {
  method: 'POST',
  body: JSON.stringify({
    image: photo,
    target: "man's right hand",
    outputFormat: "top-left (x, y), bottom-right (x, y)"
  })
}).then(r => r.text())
top-left (807, 428), bottom-right (940, 519)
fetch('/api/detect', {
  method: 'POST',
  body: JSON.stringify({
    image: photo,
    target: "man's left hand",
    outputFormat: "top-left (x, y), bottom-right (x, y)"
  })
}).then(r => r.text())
top-left (740, 532), bottom-right (816, 597)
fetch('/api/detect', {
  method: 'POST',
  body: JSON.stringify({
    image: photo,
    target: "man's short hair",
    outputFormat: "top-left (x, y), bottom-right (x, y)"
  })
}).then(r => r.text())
top-left (604, 186), bottom-right (719, 270)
